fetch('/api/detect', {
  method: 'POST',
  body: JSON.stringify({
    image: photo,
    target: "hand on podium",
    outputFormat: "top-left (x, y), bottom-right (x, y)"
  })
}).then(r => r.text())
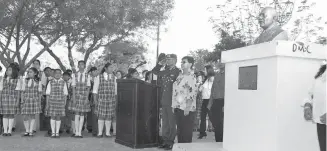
top-left (184, 109), bottom-right (190, 116)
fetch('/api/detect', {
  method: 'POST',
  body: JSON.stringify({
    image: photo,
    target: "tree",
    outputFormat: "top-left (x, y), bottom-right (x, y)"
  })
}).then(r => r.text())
top-left (0, 0), bottom-right (62, 73)
top-left (189, 49), bottom-right (210, 72)
top-left (33, 0), bottom-right (174, 72)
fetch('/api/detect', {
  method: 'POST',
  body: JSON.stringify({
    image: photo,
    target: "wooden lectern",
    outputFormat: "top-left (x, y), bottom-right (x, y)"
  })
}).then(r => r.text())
top-left (115, 78), bottom-right (160, 149)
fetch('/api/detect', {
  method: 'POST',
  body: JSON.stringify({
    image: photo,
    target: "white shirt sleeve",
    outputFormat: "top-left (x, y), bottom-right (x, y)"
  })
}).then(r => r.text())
top-left (0, 76), bottom-right (3, 91)
top-left (115, 76), bottom-right (117, 95)
top-left (92, 76), bottom-right (100, 94)
top-left (46, 82), bottom-right (51, 95)
top-left (38, 80), bottom-right (42, 92)
top-left (72, 74), bottom-right (76, 86)
top-left (87, 74), bottom-right (91, 87)
top-left (15, 77), bottom-right (22, 91)
top-left (63, 82), bottom-right (68, 95)
top-left (302, 80), bottom-right (315, 107)
top-left (21, 79), bottom-right (26, 91)
top-left (41, 72), bottom-right (47, 86)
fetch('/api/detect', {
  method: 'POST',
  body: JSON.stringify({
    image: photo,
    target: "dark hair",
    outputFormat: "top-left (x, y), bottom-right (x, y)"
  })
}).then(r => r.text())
top-left (44, 67), bottom-right (52, 72)
top-left (88, 67), bottom-right (97, 74)
top-left (314, 64), bottom-right (326, 79)
top-left (66, 69), bottom-right (72, 73)
top-left (145, 71), bottom-right (152, 81)
top-left (126, 68), bottom-right (137, 79)
top-left (26, 67), bottom-right (40, 82)
top-left (142, 70), bottom-right (148, 74)
top-left (0, 66), bottom-right (2, 72)
top-left (101, 63), bottom-right (112, 74)
top-left (196, 71), bottom-right (205, 77)
top-left (4, 66), bottom-right (19, 79)
top-left (205, 65), bottom-right (215, 78)
top-left (54, 69), bottom-right (62, 73)
top-left (33, 59), bottom-right (41, 65)
top-left (78, 60), bottom-right (86, 65)
top-left (115, 70), bottom-right (124, 78)
top-left (182, 56), bottom-right (195, 68)
top-left (63, 71), bottom-right (70, 76)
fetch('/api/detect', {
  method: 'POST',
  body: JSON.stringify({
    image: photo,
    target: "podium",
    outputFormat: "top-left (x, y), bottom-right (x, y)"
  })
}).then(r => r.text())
top-left (115, 79), bottom-right (160, 149)
top-left (221, 41), bottom-right (326, 151)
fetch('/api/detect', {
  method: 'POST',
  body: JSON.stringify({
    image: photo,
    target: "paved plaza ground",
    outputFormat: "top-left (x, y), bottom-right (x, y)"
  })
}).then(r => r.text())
top-left (0, 131), bottom-right (217, 151)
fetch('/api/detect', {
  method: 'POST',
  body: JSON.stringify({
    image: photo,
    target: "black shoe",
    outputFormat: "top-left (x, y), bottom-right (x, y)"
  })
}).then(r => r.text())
top-left (33, 130), bottom-right (36, 133)
top-left (23, 132), bottom-right (29, 137)
top-left (97, 134), bottom-right (103, 138)
top-left (66, 130), bottom-right (70, 134)
top-left (12, 128), bottom-right (15, 132)
top-left (51, 133), bottom-right (56, 138)
top-left (7, 133), bottom-right (12, 136)
top-left (71, 134), bottom-right (76, 137)
top-left (2, 133), bottom-right (7, 136)
top-left (158, 144), bottom-right (167, 148)
top-left (198, 133), bottom-right (207, 139)
top-left (164, 144), bottom-right (173, 150)
top-left (92, 133), bottom-right (97, 137)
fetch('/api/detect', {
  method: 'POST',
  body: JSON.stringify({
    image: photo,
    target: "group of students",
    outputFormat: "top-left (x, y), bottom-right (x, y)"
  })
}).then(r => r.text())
top-left (0, 60), bottom-right (132, 138)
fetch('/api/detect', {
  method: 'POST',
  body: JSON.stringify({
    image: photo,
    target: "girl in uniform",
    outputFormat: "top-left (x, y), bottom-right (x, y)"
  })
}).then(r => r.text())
top-left (0, 65), bottom-right (21, 136)
top-left (45, 69), bottom-right (68, 138)
top-left (20, 67), bottom-right (42, 136)
top-left (62, 71), bottom-right (73, 135)
top-left (93, 63), bottom-right (117, 137)
top-left (71, 61), bottom-right (91, 138)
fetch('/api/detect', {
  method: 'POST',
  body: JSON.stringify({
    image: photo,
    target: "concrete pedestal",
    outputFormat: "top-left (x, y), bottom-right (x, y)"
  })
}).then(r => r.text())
top-left (221, 41), bottom-right (326, 151)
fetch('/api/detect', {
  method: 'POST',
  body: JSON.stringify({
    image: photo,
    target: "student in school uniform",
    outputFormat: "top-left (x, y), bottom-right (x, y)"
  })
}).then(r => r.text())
top-left (9, 63), bottom-right (21, 133)
top-left (20, 67), bottom-right (42, 136)
top-left (0, 65), bottom-right (21, 136)
top-left (45, 69), bottom-right (68, 138)
top-left (71, 61), bottom-right (91, 138)
top-left (42, 67), bottom-right (54, 136)
top-left (0, 66), bottom-right (2, 134)
top-left (62, 71), bottom-right (73, 135)
top-left (86, 67), bottom-right (98, 136)
top-left (93, 62), bottom-right (117, 137)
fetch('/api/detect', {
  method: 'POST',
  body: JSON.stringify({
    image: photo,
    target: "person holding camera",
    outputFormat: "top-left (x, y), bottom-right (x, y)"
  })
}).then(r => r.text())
top-left (303, 62), bottom-right (326, 151)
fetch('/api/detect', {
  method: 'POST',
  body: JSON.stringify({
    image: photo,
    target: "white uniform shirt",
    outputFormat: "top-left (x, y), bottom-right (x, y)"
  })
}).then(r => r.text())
top-left (92, 72), bottom-right (117, 95)
top-left (72, 71), bottom-right (91, 87)
top-left (303, 72), bottom-right (326, 124)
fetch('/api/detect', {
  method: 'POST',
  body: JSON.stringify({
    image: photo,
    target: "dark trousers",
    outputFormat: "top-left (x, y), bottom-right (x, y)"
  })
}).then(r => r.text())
top-left (174, 108), bottom-right (195, 143)
top-left (161, 106), bottom-right (176, 145)
top-left (208, 99), bottom-right (224, 142)
top-left (87, 106), bottom-right (98, 135)
top-left (317, 123), bottom-right (326, 151)
top-left (199, 99), bottom-right (209, 134)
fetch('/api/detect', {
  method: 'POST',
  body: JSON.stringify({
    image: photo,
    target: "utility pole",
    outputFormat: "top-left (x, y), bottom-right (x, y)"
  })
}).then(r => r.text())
top-left (156, 16), bottom-right (161, 63)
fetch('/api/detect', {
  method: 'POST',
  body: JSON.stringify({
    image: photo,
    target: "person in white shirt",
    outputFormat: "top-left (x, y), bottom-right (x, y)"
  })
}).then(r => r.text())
top-left (71, 60), bottom-right (91, 138)
top-left (303, 62), bottom-right (326, 151)
top-left (198, 65), bottom-right (215, 139)
top-left (92, 62), bottom-right (118, 137)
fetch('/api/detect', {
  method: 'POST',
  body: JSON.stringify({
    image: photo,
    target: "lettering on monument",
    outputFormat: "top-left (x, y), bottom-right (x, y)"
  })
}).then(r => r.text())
top-left (292, 43), bottom-right (311, 53)
top-left (238, 65), bottom-right (258, 90)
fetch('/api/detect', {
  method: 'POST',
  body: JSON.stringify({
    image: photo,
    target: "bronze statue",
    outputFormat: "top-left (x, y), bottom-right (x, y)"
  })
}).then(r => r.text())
top-left (253, 7), bottom-right (288, 45)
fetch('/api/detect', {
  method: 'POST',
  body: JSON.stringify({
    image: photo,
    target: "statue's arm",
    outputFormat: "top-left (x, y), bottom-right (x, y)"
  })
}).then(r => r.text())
top-left (273, 31), bottom-right (289, 41)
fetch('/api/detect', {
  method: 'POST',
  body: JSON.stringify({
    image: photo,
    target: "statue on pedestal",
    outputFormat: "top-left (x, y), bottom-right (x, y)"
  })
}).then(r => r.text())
top-left (253, 7), bottom-right (288, 45)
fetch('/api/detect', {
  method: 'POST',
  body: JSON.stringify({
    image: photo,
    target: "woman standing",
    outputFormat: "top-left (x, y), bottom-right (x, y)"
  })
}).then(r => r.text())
top-left (0, 66), bottom-right (21, 136)
top-left (93, 63), bottom-right (117, 137)
top-left (194, 71), bottom-right (205, 131)
top-left (20, 68), bottom-right (42, 136)
top-left (198, 65), bottom-right (215, 139)
top-left (303, 62), bottom-right (326, 151)
top-left (172, 56), bottom-right (198, 143)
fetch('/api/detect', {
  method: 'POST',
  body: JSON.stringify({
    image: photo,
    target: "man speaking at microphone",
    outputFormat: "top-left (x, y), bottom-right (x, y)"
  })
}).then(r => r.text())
top-left (152, 53), bottom-right (180, 150)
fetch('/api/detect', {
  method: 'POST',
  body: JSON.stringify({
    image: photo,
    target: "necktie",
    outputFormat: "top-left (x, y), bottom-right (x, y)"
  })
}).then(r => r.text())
top-left (79, 73), bottom-right (83, 83)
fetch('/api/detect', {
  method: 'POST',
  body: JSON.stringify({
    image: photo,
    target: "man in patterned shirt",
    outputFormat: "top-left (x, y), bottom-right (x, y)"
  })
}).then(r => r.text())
top-left (152, 53), bottom-right (180, 150)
